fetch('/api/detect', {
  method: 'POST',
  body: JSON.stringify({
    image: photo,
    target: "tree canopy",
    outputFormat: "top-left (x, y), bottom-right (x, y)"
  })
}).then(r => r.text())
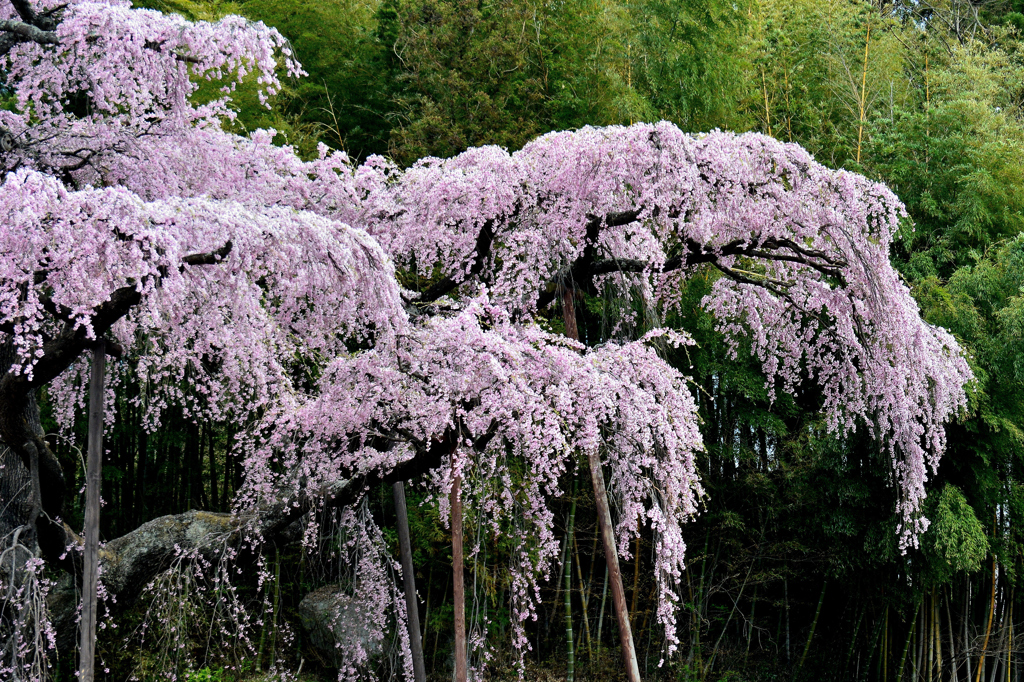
top-left (10, 0), bottom-right (1024, 680)
top-left (0, 1), bottom-right (978, 680)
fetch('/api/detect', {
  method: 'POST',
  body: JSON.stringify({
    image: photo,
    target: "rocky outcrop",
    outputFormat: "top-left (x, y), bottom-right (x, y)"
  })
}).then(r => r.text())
top-left (297, 586), bottom-right (383, 668)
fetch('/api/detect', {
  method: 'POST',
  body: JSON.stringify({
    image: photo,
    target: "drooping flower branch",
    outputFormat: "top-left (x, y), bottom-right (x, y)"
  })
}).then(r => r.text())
top-left (357, 124), bottom-right (973, 546)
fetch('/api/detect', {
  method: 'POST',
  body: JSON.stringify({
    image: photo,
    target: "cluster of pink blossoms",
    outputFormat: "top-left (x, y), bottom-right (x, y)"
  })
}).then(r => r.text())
top-left (244, 298), bottom-right (704, 656)
top-left (0, 167), bottom-right (404, 431)
top-left (0, 0), bottom-right (973, 674)
top-left (0, 0), bottom-right (301, 176)
top-left (357, 123), bottom-right (973, 549)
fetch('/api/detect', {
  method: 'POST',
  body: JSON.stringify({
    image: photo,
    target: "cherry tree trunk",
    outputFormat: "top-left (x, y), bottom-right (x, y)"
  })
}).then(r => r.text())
top-left (451, 472), bottom-right (467, 682)
top-left (562, 286), bottom-right (641, 682)
top-left (393, 481), bottom-right (427, 682)
top-left (79, 341), bottom-right (105, 682)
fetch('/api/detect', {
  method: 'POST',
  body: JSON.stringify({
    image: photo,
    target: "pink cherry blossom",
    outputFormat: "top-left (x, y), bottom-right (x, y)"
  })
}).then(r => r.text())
top-left (0, 1), bottom-right (972, 676)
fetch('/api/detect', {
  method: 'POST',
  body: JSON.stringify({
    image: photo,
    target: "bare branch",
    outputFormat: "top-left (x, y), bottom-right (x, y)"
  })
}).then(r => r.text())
top-left (182, 240), bottom-right (233, 266)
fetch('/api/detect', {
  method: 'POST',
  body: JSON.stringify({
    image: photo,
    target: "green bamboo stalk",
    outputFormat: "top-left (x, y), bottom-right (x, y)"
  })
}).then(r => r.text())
top-left (897, 599), bottom-right (922, 682)
top-left (548, 529), bottom-right (570, 635)
top-left (269, 546), bottom-right (281, 668)
top-left (946, 588), bottom-right (959, 682)
top-left (582, 532), bottom-right (599, 657)
top-left (845, 606), bottom-right (864, 675)
top-left (934, 589), bottom-right (943, 681)
top-left (975, 555), bottom-right (997, 682)
top-left (864, 610), bottom-right (885, 682)
top-left (928, 590), bottom-right (935, 682)
top-left (693, 530), bottom-right (711, 668)
top-left (745, 582), bottom-right (758, 659)
top-left (704, 557), bottom-right (756, 677)
top-left (784, 576), bottom-right (791, 667)
top-left (573, 534), bottom-right (594, 661)
top-left (797, 581), bottom-right (827, 674)
top-left (422, 565), bottom-right (432, 653)
top-left (565, 479), bottom-right (577, 682)
top-left (584, 533), bottom-right (599, 607)
top-left (431, 577), bottom-right (448, 672)
top-left (1007, 597), bottom-right (1012, 682)
top-left (882, 605), bottom-right (889, 682)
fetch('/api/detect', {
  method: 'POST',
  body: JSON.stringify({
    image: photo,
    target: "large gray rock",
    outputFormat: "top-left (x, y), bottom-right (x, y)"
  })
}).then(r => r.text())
top-left (297, 585), bottom-right (383, 668)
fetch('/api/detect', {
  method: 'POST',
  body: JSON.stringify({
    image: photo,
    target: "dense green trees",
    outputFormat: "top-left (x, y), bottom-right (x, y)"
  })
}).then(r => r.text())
top-left (165, 0), bottom-right (755, 163)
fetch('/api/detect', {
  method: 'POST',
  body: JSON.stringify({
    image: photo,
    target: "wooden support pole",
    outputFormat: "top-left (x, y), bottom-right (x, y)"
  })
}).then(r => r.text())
top-left (452, 471), bottom-right (467, 682)
top-left (590, 452), bottom-right (641, 682)
top-left (561, 284), bottom-right (641, 682)
top-left (394, 482), bottom-right (427, 682)
top-left (79, 340), bottom-right (105, 682)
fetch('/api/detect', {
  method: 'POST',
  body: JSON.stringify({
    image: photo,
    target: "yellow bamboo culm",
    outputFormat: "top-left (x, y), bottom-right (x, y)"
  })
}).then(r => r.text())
top-left (934, 589), bottom-right (942, 678)
top-left (1007, 597), bottom-right (1013, 682)
top-left (925, 53), bottom-right (930, 107)
top-left (856, 22), bottom-right (872, 164)
top-left (761, 67), bottom-right (772, 137)
top-left (975, 555), bottom-right (997, 682)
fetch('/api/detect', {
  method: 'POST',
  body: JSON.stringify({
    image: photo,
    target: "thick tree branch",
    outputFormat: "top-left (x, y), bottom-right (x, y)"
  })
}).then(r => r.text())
top-left (0, 241), bottom-right (234, 571)
top-left (400, 204), bottom-right (851, 322)
top-left (535, 212), bottom-right (850, 311)
top-left (2, 241), bottom-right (234, 401)
top-left (264, 419), bottom-right (498, 539)
top-left (418, 220), bottom-right (495, 303)
top-left (182, 240), bottom-right (232, 266)
top-left (11, 0), bottom-right (38, 24)
top-left (414, 208), bottom-right (650, 309)
top-left (0, 19), bottom-right (57, 45)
